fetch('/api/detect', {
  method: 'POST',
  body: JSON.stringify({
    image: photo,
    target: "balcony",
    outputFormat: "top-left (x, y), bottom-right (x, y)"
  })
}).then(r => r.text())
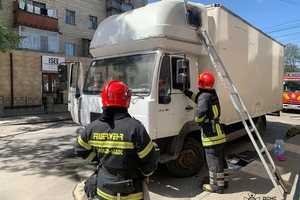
top-left (106, 0), bottom-right (133, 14)
top-left (13, 1), bottom-right (59, 32)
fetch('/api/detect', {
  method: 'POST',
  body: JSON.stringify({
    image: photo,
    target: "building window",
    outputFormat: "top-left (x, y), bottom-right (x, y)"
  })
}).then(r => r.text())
top-left (33, 1), bottom-right (46, 9)
top-left (64, 42), bottom-right (76, 56)
top-left (81, 39), bottom-right (91, 57)
top-left (89, 15), bottom-right (98, 30)
top-left (19, 26), bottom-right (59, 53)
top-left (33, 1), bottom-right (47, 15)
top-left (40, 36), bottom-right (48, 51)
top-left (65, 9), bottom-right (76, 25)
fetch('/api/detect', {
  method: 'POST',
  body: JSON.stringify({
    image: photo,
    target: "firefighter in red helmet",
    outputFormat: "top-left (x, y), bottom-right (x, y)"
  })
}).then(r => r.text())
top-left (183, 71), bottom-right (228, 194)
top-left (74, 80), bottom-right (159, 200)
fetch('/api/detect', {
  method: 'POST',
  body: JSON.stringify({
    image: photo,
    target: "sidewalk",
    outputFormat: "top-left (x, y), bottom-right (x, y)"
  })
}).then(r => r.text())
top-left (0, 112), bottom-right (72, 126)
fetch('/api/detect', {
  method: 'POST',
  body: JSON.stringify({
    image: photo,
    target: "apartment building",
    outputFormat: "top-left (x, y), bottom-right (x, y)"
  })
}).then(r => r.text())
top-left (0, 0), bottom-right (147, 114)
top-left (1, 0), bottom-right (146, 56)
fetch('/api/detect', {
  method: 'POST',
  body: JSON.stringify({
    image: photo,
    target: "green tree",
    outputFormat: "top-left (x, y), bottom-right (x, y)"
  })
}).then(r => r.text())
top-left (0, 24), bottom-right (20, 52)
top-left (284, 43), bottom-right (300, 73)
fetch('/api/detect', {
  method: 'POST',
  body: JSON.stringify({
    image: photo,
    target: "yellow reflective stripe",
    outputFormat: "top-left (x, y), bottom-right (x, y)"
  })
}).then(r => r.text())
top-left (202, 134), bottom-right (226, 142)
top-left (89, 140), bottom-right (134, 149)
top-left (202, 123), bottom-right (226, 146)
top-left (97, 188), bottom-right (143, 200)
top-left (78, 136), bottom-right (92, 150)
top-left (138, 141), bottom-right (154, 159)
top-left (195, 116), bottom-right (205, 123)
top-left (141, 170), bottom-right (155, 177)
top-left (86, 151), bottom-right (96, 162)
top-left (212, 105), bottom-right (219, 119)
top-left (202, 138), bottom-right (226, 146)
top-left (191, 93), bottom-right (198, 102)
top-left (216, 123), bottom-right (223, 135)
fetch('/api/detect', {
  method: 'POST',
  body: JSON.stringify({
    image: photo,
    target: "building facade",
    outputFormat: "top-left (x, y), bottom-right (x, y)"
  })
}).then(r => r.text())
top-left (0, 0), bottom-right (147, 115)
top-left (0, 0), bottom-right (147, 56)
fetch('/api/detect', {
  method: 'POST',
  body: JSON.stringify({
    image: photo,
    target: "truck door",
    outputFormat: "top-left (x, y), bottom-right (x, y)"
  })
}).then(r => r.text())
top-left (157, 55), bottom-right (174, 136)
top-left (68, 62), bottom-right (82, 124)
top-left (156, 55), bottom-right (194, 138)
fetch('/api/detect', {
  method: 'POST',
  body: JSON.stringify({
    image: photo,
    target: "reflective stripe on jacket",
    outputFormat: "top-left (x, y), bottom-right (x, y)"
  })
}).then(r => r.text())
top-left (74, 108), bottom-right (159, 199)
top-left (185, 89), bottom-right (226, 147)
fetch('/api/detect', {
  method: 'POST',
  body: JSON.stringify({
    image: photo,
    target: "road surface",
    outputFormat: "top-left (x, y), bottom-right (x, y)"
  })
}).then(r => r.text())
top-left (0, 112), bottom-right (299, 200)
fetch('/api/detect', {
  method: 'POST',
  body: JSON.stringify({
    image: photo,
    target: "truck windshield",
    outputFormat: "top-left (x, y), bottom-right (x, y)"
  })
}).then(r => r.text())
top-left (283, 81), bottom-right (300, 92)
top-left (84, 53), bottom-right (157, 95)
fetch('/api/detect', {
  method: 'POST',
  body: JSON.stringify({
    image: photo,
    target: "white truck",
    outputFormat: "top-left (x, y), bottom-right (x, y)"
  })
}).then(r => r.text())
top-left (68, 0), bottom-right (284, 177)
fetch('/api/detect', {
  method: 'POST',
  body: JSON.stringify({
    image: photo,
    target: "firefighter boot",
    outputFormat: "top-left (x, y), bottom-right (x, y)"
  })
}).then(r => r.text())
top-left (202, 171), bottom-right (224, 194)
top-left (224, 168), bottom-right (230, 189)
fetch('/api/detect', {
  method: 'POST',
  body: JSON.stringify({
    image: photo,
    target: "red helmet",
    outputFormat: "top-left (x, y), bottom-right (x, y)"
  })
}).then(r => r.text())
top-left (198, 71), bottom-right (215, 89)
top-left (101, 80), bottom-right (131, 108)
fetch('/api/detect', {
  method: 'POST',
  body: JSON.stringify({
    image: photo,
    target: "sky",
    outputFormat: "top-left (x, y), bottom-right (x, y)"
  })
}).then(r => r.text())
top-left (148, 0), bottom-right (300, 46)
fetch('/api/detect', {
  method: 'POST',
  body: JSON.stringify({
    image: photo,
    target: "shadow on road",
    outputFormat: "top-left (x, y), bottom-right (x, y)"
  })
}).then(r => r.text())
top-left (0, 122), bottom-right (96, 182)
top-left (0, 118), bottom-right (298, 199)
top-left (0, 121), bottom-right (75, 139)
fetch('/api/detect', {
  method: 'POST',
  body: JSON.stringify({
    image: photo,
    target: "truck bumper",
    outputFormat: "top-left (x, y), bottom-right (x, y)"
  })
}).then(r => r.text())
top-left (283, 104), bottom-right (300, 110)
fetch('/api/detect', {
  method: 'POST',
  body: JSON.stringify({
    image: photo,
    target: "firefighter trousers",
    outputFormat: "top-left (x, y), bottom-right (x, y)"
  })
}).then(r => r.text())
top-left (204, 144), bottom-right (228, 189)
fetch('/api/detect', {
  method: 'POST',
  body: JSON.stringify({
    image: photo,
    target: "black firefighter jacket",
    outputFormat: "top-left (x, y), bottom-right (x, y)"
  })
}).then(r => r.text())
top-left (74, 107), bottom-right (159, 200)
top-left (185, 89), bottom-right (226, 147)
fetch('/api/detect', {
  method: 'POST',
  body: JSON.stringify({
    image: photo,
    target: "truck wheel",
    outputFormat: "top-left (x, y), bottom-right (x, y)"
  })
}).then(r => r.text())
top-left (166, 137), bottom-right (204, 178)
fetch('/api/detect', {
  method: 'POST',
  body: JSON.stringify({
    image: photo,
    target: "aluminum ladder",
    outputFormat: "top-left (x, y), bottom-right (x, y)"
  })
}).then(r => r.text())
top-left (198, 29), bottom-right (288, 196)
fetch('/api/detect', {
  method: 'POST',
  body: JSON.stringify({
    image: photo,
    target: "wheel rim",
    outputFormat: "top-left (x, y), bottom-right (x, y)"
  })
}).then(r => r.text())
top-left (177, 148), bottom-right (202, 170)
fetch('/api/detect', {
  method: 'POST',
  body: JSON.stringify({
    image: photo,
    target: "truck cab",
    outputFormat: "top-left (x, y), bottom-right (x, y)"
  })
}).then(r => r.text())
top-left (283, 73), bottom-right (300, 110)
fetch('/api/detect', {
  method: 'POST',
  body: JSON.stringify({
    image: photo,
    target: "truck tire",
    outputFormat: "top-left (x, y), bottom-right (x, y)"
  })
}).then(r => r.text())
top-left (166, 137), bottom-right (204, 178)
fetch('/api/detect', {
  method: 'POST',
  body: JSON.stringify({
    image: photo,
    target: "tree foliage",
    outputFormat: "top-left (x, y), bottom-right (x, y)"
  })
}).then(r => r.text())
top-left (284, 43), bottom-right (300, 73)
top-left (0, 24), bottom-right (20, 52)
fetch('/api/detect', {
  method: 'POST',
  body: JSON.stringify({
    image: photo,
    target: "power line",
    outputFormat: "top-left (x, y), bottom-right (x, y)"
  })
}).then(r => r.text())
top-left (275, 31), bottom-right (300, 38)
top-left (268, 24), bottom-right (300, 34)
top-left (264, 19), bottom-right (300, 30)
top-left (281, 38), bottom-right (300, 44)
top-left (281, 38), bottom-right (300, 42)
top-left (278, 0), bottom-right (298, 5)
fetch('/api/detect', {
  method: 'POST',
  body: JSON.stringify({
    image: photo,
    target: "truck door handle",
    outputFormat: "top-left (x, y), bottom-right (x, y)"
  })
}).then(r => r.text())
top-left (185, 105), bottom-right (194, 111)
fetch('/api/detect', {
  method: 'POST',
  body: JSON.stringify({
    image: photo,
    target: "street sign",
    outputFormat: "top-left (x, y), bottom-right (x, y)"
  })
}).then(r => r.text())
top-left (42, 55), bottom-right (65, 72)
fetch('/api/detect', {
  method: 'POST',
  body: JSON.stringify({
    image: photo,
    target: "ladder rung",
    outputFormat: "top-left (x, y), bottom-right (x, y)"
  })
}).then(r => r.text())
top-left (260, 147), bottom-right (267, 154)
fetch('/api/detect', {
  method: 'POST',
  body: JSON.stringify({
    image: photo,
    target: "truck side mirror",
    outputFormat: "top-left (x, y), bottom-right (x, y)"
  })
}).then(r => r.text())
top-left (176, 59), bottom-right (190, 90)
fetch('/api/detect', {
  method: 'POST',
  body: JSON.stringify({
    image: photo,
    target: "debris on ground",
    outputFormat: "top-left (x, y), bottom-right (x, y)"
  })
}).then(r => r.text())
top-left (273, 139), bottom-right (286, 161)
top-left (227, 151), bottom-right (257, 170)
top-left (286, 126), bottom-right (300, 138)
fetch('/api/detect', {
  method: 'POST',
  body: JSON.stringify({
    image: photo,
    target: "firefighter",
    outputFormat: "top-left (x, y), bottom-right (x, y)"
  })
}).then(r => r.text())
top-left (74, 80), bottom-right (159, 200)
top-left (183, 71), bottom-right (228, 194)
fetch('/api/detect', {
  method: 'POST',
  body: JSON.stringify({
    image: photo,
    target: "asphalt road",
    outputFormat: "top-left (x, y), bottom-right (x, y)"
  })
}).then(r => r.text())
top-left (0, 112), bottom-right (298, 200)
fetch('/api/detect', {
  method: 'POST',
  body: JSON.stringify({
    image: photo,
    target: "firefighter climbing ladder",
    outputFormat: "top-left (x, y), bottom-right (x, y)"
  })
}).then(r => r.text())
top-left (198, 29), bottom-right (288, 196)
